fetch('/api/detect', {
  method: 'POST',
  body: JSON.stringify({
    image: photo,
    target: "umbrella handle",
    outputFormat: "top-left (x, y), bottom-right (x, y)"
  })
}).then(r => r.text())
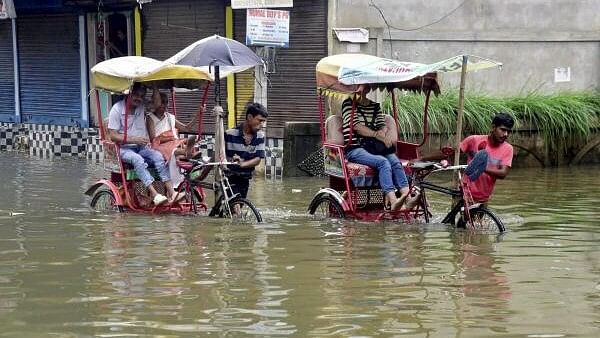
top-left (214, 65), bottom-right (221, 107)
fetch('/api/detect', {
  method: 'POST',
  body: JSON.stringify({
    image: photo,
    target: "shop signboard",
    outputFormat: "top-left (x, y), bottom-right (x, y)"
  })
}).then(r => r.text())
top-left (246, 8), bottom-right (289, 48)
top-left (232, 0), bottom-right (292, 9)
top-left (0, 0), bottom-right (16, 19)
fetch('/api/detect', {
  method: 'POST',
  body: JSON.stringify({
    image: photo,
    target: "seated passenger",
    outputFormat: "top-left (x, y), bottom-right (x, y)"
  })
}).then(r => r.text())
top-left (107, 83), bottom-right (184, 205)
top-left (342, 84), bottom-right (410, 210)
top-left (146, 89), bottom-right (200, 187)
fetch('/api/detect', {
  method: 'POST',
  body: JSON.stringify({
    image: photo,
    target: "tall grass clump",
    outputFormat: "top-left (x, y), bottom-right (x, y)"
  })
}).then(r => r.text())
top-left (382, 90), bottom-right (600, 153)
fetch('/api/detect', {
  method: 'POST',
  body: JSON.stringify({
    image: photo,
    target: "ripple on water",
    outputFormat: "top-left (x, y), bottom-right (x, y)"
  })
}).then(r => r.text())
top-left (1, 153), bottom-right (600, 336)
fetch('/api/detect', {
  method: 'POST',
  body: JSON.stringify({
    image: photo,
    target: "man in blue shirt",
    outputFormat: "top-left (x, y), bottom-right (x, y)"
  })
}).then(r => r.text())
top-left (224, 103), bottom-right (268, 199)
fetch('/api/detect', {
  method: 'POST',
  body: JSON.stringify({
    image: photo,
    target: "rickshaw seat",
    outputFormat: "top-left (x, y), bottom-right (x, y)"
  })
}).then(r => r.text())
top-left (325, 114), bottom-right (418, 186)
top-left (325, 115), bottom-right (390, 186)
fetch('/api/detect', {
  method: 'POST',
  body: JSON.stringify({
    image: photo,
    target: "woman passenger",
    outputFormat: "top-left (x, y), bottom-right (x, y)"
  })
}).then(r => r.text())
top-left (341, 84), bottom-right (410, 210)
top-left (146, 89), bottom-right (201, 188)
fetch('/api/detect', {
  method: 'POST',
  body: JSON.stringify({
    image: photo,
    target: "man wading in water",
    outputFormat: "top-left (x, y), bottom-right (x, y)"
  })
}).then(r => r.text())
top-left (413, 112), bottom-right (514, 205)
top-left (223, 103), bottom-right (268, 199)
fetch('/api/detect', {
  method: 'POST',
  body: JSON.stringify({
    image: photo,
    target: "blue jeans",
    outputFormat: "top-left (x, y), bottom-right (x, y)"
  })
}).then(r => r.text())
top-left (346, 147), bottom-right (409, 194)
top-left (120, 145), bottom-right (170, 187)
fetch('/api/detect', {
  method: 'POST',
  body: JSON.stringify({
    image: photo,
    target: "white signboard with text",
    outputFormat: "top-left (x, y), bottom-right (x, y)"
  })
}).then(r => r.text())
top-left (554, 67), bottom-right (571, 83)
top-left (232, 0), bottom-right (292, 9)
top-left (246, 8), bottom-right (290, 48)
top-left (0, 0), bottom-right (17, 19)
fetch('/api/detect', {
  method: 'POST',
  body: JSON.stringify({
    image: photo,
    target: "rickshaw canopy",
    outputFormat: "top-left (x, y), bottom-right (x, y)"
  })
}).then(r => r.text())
top-left (91, 56), bottom-right (213, 93)
top-left (316, 54), bottom-right (502, 96)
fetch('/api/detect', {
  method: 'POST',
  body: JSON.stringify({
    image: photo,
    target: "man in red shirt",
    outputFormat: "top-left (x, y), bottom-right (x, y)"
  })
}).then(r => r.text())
top-left (460, 113), bottom-right (514, 202)
top-left (412, 113), bottom-right (514, 204)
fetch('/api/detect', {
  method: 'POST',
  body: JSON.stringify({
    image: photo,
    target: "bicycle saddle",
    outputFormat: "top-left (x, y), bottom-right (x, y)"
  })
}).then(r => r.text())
top-left (410, 160), bottom-right (437, 170)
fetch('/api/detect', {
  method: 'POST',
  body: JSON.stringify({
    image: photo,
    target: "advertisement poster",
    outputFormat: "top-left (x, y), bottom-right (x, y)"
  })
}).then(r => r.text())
top-left (246, 8), bottom-right (290, 48)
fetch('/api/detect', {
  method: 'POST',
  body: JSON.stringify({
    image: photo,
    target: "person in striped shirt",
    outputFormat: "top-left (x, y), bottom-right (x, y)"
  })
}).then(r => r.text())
top-left (224, 103), bottom-right (268, 199)
top-left (342, 84), bottom-right (410, 210)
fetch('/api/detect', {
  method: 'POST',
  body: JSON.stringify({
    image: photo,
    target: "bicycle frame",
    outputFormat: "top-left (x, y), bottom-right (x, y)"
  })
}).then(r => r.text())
top-left (410, 165), bottom-right (496, 230)
top-left (179, 160), bottom-right (241, 218)
top-left (410, 165), bottom-right (468, 225)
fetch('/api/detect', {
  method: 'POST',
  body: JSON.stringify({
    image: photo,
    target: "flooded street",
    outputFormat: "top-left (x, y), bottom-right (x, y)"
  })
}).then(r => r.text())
top-left (0, 152), bottom-right (599, 337)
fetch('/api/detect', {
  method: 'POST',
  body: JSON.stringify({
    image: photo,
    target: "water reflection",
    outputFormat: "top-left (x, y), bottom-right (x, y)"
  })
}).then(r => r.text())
top-left (0, 152), bottom-right (599, 337)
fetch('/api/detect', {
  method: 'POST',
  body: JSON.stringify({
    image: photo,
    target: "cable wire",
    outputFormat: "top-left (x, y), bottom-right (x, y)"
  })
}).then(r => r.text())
top-left (369, 0), bottom-right (468, 32)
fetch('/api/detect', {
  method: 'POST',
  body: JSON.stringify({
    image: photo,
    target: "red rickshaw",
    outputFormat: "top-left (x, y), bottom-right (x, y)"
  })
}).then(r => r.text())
top-left (84, 56), bottom-right (262, 222)
top-left (308, 54), bottom-right (505, 233)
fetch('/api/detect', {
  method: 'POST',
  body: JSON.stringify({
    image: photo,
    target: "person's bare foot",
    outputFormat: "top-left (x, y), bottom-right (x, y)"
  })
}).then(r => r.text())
top-left (168, 191), bottom-right (186, 204)
top-left (391, 192), bottom-right (409, 210)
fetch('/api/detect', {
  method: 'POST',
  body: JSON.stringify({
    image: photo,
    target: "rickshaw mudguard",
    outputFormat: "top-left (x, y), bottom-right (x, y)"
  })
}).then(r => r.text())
top-left (309, 188), bottom-right (351, 212)
top-left (85, 180), bottom-right (124, 206)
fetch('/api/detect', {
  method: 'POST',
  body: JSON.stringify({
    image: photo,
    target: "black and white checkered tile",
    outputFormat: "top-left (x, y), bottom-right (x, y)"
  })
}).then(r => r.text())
top-left (29, 131), bottom-right (53, 158)
top-left (0, 124), bottom-right (29, 151)
top-left (1, 123), bottom-right (286, 179)
top-left (86, 130), bottom-right (103, 162)
top-left (53, 131), bottom-right (86, 157)
top-left (265, 138), bottom-right (283, 180)
top-left (0, 127), bottom-right (14, 151)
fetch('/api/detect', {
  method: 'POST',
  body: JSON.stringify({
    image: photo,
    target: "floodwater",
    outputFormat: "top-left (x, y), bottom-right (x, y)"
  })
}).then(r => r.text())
top-left (0, 151), bottom-right (599, 337)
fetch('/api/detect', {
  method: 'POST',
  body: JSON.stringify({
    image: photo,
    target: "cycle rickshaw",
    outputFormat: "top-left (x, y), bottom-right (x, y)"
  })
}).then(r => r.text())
top-left (84, 55), bottom-right (262, 222)
top-left (307, 54), bottom-right (505, 233)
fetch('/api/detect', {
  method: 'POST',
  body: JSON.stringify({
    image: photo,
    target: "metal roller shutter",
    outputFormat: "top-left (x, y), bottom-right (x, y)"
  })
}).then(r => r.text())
top-left (142, 0), bottom-right (226, 135)
top-left (0, 20), bottom-right (15, 122)
top-left (261, 0), bottom-right (328, 138)
top-left (18, 14), bottom-right (82, 126)
top-left (233, 9), bottom-right (255, 126)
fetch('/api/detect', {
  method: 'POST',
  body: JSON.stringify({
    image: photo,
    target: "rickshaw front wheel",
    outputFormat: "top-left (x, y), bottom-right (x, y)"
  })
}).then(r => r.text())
top-left (228, 197), bottom-right (262, 223)
top-left (309, 195), bottom-right (345, 219)
top-left (90, 190), bottom-right (123, 213)
top-left (461, 206), bottom-right (505, 233)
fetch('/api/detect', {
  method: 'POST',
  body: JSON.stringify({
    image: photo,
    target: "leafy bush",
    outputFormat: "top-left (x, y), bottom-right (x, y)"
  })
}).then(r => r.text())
top-left (382, 90), bottom-right (600, 152)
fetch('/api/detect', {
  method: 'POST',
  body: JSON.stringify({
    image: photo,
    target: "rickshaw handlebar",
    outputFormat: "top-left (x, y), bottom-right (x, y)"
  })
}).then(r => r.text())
top-left (181, 158), bottom-right (239, 167)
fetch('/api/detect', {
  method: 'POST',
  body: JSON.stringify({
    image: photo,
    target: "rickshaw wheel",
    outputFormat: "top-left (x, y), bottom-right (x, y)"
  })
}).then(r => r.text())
top-left (309, 196), bottom-right (345, 219)
top-left (90, 190), bottom-right (123, 213)
top-left (228, 197), bottom-right (262, 223)
top-left (410, 198), bottom-right (431, 224)
top-left (190, 189), bottom-right (208, 213)
top-left (460, 206), bottom-right (505, 233)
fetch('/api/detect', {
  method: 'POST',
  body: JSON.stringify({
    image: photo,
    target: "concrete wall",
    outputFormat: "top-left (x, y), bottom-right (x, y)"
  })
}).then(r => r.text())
top-left (329, 0), bottom-right (600, 94)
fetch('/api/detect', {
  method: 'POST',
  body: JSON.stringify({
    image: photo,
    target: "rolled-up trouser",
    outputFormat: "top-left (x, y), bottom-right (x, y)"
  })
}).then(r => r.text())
top-left (227, 174), bottom-right (251, 199)
top-left (120, 145), bottom-right (170, 187)
top-left (346, 147), bottom-right (409, 194)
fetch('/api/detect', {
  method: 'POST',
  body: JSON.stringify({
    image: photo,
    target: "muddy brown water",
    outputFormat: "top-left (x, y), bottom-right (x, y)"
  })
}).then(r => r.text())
top-left (0, 152), bottom-right (598, 337)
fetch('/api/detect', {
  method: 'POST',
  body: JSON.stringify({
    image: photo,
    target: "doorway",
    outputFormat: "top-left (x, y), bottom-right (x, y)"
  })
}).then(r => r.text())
top-left (88, 11), bottom-right (133, 127)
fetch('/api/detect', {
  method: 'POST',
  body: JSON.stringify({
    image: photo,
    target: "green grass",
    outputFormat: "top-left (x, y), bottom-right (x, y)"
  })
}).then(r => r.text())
top-left (381, 90), bottom-right (600, 152)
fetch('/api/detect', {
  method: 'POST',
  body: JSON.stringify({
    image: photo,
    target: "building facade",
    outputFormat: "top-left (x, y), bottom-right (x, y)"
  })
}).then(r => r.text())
top-left (1, 0), bottom-right (599, 173)
top-left (329, 0), bottom-right (600, 94)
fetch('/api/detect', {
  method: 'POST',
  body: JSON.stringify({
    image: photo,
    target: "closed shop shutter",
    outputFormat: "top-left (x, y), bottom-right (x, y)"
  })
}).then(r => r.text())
top-left (142, 0), bottom-right (226, 135)
top-left (233, 9), bottom-right (255, 126)
top-left (254, 0), bottom-right (328, 138)
top-left (0, 21), bottom-right (15, 122)
top-left (18, 14), bottom-right (82, 126)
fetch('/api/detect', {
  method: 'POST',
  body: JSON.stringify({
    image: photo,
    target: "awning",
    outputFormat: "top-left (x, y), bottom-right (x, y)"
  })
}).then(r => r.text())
top-left (91, 56), bottom-right (212, 93)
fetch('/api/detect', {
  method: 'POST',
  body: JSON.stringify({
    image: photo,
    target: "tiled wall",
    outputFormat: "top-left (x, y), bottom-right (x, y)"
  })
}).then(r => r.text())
top-left (265, 138), bottom-right (283, 180)
top-left (0, 123), bottom-right (285, 179)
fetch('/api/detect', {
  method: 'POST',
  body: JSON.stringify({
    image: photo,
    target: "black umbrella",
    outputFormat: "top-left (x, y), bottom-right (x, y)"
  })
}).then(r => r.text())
top-left (166, 35), bottom-right (263, 176)
top-left (165, 34), bottom-right (263, 105)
